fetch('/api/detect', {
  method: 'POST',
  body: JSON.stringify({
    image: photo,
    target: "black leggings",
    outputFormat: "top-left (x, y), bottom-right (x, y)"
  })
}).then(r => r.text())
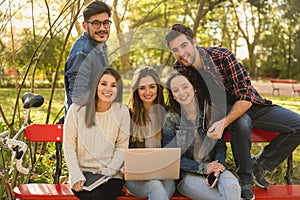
top-left (72, 178), bottom-right (124, 200)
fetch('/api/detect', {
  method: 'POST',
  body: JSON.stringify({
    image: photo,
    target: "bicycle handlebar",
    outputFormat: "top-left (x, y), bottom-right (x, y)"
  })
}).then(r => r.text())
top-left (0, 137), bottom-right (30, 174)
top-left (0, 92), bottom-right (45, 175)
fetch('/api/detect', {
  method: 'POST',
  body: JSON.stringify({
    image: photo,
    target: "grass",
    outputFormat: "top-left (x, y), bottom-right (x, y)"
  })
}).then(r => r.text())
top-left (0, 88), bottom-right (299, 185)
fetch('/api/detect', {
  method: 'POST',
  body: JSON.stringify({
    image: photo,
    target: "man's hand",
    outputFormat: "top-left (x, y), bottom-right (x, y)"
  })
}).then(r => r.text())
top-left (207, 118), bottom-right (226, 139)
top-left (207, 100), bottom-right (253, 140)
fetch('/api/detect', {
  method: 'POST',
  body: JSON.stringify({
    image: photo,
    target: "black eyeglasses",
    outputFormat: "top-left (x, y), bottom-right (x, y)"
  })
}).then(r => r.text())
top-left (86, 20), bottom-right (112, 29)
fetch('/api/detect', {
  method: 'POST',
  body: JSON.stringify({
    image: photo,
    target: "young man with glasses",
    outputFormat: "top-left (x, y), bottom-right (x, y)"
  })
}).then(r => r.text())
top-left (64, 1), bottom-right (112, 115)
top-left (164, 24), bottom-right (300, 200)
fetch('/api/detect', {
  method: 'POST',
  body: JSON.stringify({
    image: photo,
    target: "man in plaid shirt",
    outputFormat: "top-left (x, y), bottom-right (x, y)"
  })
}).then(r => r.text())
top-left (164, 24), bottom-right (300, 200)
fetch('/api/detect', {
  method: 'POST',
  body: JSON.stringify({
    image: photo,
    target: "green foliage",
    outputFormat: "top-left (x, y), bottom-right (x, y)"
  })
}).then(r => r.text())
top-left (258, 1), bottom-right (300, 79)
top-left (16, 28), bottom-right (66, 84)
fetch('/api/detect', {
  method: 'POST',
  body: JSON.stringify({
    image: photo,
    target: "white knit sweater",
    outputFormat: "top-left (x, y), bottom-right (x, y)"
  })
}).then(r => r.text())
top-left (63, 103), bottom-right (130, 187)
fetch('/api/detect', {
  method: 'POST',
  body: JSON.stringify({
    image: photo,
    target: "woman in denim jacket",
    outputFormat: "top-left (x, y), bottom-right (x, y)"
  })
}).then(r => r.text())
top-left (163, 69), bottom-right (240, 200)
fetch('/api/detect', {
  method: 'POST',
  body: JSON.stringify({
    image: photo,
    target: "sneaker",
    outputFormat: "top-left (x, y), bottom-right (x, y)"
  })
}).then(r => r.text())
top-left (253, 157), bottom-right (269, 189)
top-left (241, 184), bottom-right (255, 200)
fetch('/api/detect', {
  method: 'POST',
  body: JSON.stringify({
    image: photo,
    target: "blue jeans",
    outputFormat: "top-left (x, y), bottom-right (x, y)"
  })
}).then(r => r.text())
top-left (177, 170), bottom-right (241, 200)
top-left (227, 104), bottom-right (300, 184)
top-left (125, 179), bottom-right (175, 200)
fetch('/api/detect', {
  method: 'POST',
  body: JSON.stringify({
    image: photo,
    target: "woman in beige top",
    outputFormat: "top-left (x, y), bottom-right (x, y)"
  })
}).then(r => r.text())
top-left (63, 67), bottom-right (130, 200)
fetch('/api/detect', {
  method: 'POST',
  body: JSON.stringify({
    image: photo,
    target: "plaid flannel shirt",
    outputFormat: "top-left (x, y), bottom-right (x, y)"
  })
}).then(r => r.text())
top-left (174, 46), bottom-right (272, 105)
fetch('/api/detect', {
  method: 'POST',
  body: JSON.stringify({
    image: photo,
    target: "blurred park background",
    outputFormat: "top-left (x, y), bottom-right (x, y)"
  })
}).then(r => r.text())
top-left (0, 0), bottom-right (299, 190)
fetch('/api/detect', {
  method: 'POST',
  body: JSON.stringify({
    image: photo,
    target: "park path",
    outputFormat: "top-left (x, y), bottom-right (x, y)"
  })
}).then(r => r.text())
top-left (252, 80), bottom-right (300, 97)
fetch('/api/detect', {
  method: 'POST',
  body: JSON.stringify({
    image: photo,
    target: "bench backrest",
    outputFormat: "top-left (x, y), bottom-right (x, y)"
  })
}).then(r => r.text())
top-left (25, 124), bottom-right (279, 143)
top-left (270, 79), bottom-right (297, 84)
top-left (25, 124), bottom-right (63, 142)
top-left (224, 128), bottom-right (278, 142)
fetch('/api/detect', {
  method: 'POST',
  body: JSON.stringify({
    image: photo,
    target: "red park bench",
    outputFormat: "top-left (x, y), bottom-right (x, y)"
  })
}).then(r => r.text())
top-left (14, 124), bottom-right (300, 200)
top-left (270, 79), bottom-right (300, 96)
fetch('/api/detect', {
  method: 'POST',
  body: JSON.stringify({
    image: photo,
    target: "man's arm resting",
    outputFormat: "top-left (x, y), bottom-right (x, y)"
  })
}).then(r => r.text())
top-left (207, 100), bottom-right (252, 139)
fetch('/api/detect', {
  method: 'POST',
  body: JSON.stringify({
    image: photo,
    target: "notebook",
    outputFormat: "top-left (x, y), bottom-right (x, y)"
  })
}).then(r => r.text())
top-left (82, 171), bottom-right (110, 191)
top-left (124, 148), bottom-right (181, 180)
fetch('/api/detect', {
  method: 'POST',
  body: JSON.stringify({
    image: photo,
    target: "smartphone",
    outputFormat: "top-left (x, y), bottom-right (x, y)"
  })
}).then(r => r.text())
top-left (206, 173), bottom-right (218, 188)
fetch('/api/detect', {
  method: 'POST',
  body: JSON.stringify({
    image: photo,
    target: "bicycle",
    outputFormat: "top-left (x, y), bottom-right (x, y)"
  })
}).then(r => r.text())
top-left (0, 92), bottom-right (44, 200)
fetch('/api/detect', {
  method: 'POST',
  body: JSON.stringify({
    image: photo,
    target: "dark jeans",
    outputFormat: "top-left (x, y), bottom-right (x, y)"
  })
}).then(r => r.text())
top-left (226, 104), bottom-right (300, 185)
top-left (72, 178), bottom-right (124, 200)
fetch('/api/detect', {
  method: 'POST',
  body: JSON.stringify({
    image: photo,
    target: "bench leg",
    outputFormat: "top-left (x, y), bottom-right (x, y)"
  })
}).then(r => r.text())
top-left (285, 154), bottom-right (293, 185)
top-left (272, 88), bottom-right (280, 96)
top-left (54, 142), bottom-right (62, 184)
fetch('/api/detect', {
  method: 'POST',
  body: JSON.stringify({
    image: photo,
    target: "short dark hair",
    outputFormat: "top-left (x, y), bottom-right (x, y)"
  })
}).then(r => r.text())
top-left (83, 1), bottom-right (111, 22)
top-left (164, 24), bottom-right (194, 48)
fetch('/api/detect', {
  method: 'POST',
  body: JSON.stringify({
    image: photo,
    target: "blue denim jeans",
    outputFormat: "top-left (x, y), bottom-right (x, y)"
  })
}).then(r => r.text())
top-left (227, 104), bottom-right (300, 184)
top-left (177, 170), bottom-right (241, 200)
top-left (125, 179), bottom-right (175, 200)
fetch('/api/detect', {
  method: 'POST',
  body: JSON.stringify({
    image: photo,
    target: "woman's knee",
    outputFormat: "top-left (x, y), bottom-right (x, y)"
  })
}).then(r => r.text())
top-left (219, 171), bottom-right (241, 198)
top-left (148, 180), bottom-right (165, 191)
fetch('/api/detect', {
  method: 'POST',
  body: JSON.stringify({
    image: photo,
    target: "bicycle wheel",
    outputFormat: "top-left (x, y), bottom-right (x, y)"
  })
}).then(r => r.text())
top-left (1, 179), bottom-right (13, 200)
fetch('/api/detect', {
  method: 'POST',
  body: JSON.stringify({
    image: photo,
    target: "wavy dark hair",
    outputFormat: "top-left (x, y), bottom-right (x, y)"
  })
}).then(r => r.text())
top-left (164, 24), bottom-right (194, 48)
top-left (128, 66), bottom-right (165, 142)
top-left (165, 67), bottom-right (210, 116)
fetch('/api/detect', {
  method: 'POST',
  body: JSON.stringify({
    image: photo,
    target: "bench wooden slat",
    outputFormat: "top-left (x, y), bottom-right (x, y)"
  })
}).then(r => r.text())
top-left (24, 124), bottom-right (280, 143)
top-left (25, 124), bottom-right (63, 142)
top-left (224, 128), bottom-right (279, 142)
top-left (253, 185), bottom-right (300, 200)
top-left (13, 184), bottom-right (79, 200)
top-left (270, 79), bottom-right (297, 84)
top-left (14, 184), bottom-right (300, 200)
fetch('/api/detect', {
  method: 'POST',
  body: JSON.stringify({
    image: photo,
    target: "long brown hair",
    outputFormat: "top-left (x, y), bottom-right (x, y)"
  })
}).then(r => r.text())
top-left (128, 66), bottom-right (165, 142)
top-left (85, 67), bottom-right (123, 128)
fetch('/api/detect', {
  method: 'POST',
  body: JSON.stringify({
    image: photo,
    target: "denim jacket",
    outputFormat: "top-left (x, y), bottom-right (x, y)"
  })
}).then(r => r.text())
top-left (64, 32), bottom-right (109, 114)
top-left (162, 110), bottom-right (226, 177)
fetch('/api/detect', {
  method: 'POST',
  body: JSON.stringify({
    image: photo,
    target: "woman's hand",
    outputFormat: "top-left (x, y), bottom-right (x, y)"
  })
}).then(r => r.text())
top-left (72, 180), bottom-right (85, 192)
top-left (93, 169), bottom-right (102, 174)
top-left (120, 167), bottom-right (125, 176)
top-left (206, 160), bottom-right (225, 175)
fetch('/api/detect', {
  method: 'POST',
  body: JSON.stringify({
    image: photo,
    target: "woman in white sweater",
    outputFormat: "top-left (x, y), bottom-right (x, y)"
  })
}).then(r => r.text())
top-left (63, 67), bottom-right (130, 200)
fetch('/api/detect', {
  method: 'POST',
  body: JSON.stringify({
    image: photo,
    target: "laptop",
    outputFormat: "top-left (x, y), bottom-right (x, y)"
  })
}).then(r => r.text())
top-left (124, 148), bottom-right (181, 180)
